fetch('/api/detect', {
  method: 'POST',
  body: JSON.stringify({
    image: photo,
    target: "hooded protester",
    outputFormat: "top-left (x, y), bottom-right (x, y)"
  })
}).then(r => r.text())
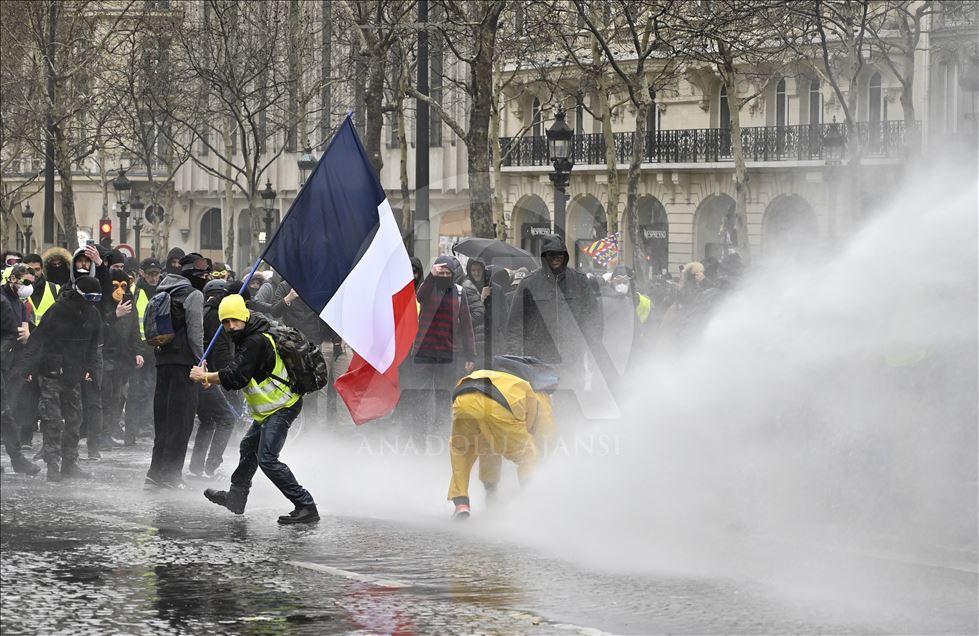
top-left (448, 255), bottom-right (485, 363)
top-left (0, 292), bottom-right (41, 475)
top-left (41, 246), bottom-right (72, 287)
top-left (101, 270), bottom-right (150, 446)
top-left (145, 252), bottom-right (205, 490)
top-left (191, 294), bottom-right (319, 524)
top-left (410, 256), bottom-right (424, 291)
top-left (20, 276), bottom-right (103, 481)
top-left (165, 247), bottom-right (186, 275)
top-left (504, 234), bottom-right (602, 372)
top-left (401, 255), bottom-right (477, 439)
top-left (122, 257), bottom-right (163, 445)
top-left (188, 279), bottom-right (237, 478)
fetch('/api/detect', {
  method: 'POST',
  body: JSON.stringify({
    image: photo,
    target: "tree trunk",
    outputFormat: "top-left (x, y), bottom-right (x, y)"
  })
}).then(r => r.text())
top-left (491, 59), bottom-right (506, 241)
top-left (720, 58), bottom-right (751, 261)
top-left (466, 16), bottom-right (499, 239)
top-left (222, 126), bottom-right (235, 265)
top-left (397, 67), bottom-right (412, 246)
top-left (364, 54), bottom-right (386, 174)
top-left (598, 91), bottom-right (619, 237)
top-left (624, 102), bottom-right (648, 274)
top-left (53, 128), bottom-right (79, 252)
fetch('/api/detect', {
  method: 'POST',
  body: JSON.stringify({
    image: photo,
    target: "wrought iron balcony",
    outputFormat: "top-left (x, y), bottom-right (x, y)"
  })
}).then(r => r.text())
top-left (499, 120), bottom-right (917, 168)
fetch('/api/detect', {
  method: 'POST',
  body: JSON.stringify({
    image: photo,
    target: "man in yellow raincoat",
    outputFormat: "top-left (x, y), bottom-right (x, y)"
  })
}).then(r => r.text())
top-left (447, 356), bottom-right (557, 519)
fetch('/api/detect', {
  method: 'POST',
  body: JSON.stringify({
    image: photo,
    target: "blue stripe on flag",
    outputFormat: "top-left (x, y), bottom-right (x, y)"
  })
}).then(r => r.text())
top-left (263, 117), bottom-right (386, 313)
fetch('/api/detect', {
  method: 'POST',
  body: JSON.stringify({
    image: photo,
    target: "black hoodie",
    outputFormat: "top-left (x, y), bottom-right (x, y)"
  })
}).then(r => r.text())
top-left (504, 234), bottom-right (601, 364)
top-left (216, 313), bottom-right (277, 390)
top-left (19, 289), bottom-right (102, 383)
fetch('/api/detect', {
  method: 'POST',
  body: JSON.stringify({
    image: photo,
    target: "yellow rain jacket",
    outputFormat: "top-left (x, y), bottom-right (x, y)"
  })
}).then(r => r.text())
top-left (447, 369), bottom-right (555, 502)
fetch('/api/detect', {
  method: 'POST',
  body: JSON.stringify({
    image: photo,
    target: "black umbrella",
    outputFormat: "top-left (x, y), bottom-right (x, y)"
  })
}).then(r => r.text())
top-left (451, 238), bottom-right (540, 271)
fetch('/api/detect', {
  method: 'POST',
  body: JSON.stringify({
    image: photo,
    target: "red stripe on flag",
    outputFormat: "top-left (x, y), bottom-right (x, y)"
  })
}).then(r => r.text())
top-left (335, 281), bottom-right (419, 425)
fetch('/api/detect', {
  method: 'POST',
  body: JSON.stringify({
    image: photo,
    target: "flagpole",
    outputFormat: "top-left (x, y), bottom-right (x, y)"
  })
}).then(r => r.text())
top-left (198, 255), bottom-right (265, 366)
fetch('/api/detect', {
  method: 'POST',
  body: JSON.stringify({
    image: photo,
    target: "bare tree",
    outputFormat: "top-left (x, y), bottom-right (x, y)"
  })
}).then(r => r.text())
top-left (1, 0), bottom-right (137, 251)
top-left (666, 0), bottom-right (799, 261)
top-left (406, 0), bottom-right (508, 238)
top-left (161, 0), bottom-right (331, 266)
top-left (571, 0), bottom-right (679, 272)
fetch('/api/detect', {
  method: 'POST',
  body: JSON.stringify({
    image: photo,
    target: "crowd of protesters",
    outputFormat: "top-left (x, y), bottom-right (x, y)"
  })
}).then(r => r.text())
top-left (0, 234), bottom-right (743, 521)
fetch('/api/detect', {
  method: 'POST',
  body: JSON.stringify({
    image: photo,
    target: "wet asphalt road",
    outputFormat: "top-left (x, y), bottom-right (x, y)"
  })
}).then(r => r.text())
top-left (2, 440), bottom-right (977, 635)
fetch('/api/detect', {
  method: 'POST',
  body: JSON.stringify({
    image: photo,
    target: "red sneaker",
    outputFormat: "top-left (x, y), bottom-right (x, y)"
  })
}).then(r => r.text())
top-left (452, 503), bottom-right (471, 521)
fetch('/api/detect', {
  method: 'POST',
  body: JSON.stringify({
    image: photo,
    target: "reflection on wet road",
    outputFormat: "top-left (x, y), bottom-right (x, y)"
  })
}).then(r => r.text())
top-left (2, 442), bottom-right (976, 635)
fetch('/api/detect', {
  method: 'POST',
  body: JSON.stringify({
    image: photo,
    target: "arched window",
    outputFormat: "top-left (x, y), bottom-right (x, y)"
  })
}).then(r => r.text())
top-left (719, 85), bottom-right (730, 129)
top-left (532, 97), bottom-right (542, 138)
top-left (869, 72), bottom-right (884, 123)
top-left (809, 79), bottom-right (822, 125)
top-left (775, 78), bottom-right (787, 127)
top-left (200, 207), bottom-right (222, 250)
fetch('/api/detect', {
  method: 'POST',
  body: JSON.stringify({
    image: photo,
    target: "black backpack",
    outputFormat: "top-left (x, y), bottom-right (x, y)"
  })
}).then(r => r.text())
top-left (267, 324), bottom-right (329, 395)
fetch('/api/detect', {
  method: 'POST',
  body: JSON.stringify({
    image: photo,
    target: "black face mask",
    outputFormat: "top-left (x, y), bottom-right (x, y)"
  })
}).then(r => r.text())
top-left (187, 271), bottom-right (208, 291)
top-left (46, 264), bottom-right (69, 286)
top-left (434, 276), bottom-right (453, 291)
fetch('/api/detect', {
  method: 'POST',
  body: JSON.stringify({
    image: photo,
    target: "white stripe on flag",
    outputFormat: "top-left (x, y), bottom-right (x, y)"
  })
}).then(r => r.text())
top-left (320, 198), bottom-right (412, 373)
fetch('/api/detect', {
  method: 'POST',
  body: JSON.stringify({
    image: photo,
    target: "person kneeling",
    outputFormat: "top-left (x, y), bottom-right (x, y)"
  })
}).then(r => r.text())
top-left (447, 356), bottom-right (557, 520)
top-left (190, 294), bottom-right (318, 525)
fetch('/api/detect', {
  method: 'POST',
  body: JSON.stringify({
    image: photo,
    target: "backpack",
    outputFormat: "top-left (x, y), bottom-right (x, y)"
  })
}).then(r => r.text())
top-left (143, 290), bottom-right (185, 347)
top-left (267, 323), bottom-right (329, 395)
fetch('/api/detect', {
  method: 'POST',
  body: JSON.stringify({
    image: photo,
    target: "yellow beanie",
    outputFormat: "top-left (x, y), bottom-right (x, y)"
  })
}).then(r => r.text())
top-left (218, 294), bottom-right (250, 323)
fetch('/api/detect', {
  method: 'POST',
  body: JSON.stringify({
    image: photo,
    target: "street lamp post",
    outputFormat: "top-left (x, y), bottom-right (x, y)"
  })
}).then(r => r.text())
top-left (22, 202), bottom-right (35, 253)
top-left (261, 179), bottom-right (277, 246)
top-left (546, 107), bottom-right (574, 239)
top-left (112, 168), bottom-right (132, 244)
top-left (130, 194), bottom-right (145, 262)
top-left (824, 117), bottom-right (845, 239)
top-left (297, 142), bottom-right (316, 188)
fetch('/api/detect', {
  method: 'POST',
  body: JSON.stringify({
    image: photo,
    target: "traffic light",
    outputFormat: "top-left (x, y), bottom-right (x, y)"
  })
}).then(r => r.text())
top-left (99, 218), bottom-right (113, 244)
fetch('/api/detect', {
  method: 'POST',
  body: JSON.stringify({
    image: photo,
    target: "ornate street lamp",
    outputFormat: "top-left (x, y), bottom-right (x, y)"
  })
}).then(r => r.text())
top-left (261, 179), bottom-right (277, 245)
top-left (297, 142), bottom-right (317, 188)
top-left (112, 167), bottom-right (132, 243)
top-left (22, 202), bottom-right (35, 253)
top-left (546, 107), bottom-right (574, 238)
top-left (130, 194), bottom-right (145, 262)
top-left (824, 116), bottom-right (845, 166)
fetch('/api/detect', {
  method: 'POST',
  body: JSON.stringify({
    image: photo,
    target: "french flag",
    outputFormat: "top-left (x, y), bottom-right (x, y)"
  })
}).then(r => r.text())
top-left (263, 116), bottom-right (418, 424)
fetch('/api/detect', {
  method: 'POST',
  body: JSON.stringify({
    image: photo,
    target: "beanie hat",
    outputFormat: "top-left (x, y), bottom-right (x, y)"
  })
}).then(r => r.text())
top-left (166, 247), bottom-right (186, 262)
top-left (203, 279), bottom-right (228, 297)
top-left (106, 250), bottom-right (126, 266)
top-left (218, 294), bottom-right (250, 323)
top-left (75, 276), bottom-right (102, 295)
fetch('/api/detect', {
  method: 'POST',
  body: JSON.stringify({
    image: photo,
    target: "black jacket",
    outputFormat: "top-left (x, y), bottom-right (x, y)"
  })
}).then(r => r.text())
top-left (217, 314), bottom-right (277, 391)
top-left (505, 234), bottom-right (602, 365)
top-left (0, 294), bottom-right (19, 374)
top-left (153, 274), bottom-right (205, 367)
top-left (203, 294), bottom-right (234, 370)
top-left (20, 290), bottom-right (102, 384)
top-left (270, 281), bottom-right (328, 346)
top-left (103, 297), bottom-right (150, 366)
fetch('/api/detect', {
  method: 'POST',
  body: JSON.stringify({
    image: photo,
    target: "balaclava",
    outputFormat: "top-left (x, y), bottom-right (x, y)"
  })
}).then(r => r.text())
top-left (433, 255), bottom-right (456, 291)
top-left (179, 252), bottom-right (210, 291)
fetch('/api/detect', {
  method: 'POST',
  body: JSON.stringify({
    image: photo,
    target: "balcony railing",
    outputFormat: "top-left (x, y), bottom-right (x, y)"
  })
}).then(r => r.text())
top-left (500, 120), bottom-right (916, 168)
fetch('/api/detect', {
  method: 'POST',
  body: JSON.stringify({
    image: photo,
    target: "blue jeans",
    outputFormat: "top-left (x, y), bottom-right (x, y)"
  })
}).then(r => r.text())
top-left (230, 400), bottom-right (314, 507)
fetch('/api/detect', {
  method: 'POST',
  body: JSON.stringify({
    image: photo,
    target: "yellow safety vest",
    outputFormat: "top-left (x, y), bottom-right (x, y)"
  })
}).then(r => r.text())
top-left (635, 293), bottom-right (652, 324)
top-left (241, 334), bottom-right (300, 422)
top-left (135, 288), bottom-right (150, 340)
top-left (32, 281), bottom-right (60, 324)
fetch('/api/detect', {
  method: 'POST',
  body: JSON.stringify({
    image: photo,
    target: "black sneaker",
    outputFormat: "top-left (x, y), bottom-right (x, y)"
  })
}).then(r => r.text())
top-left (277, 504), bottom-right (319, 525)
top-left (144, 475), bottom-right (164, 490)
top-left (11, 455), bottom-right (41, 476)
top-left (61, 463), bottom-right (92, 479)
top-left (46, 462), bottom-right (63, 482)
